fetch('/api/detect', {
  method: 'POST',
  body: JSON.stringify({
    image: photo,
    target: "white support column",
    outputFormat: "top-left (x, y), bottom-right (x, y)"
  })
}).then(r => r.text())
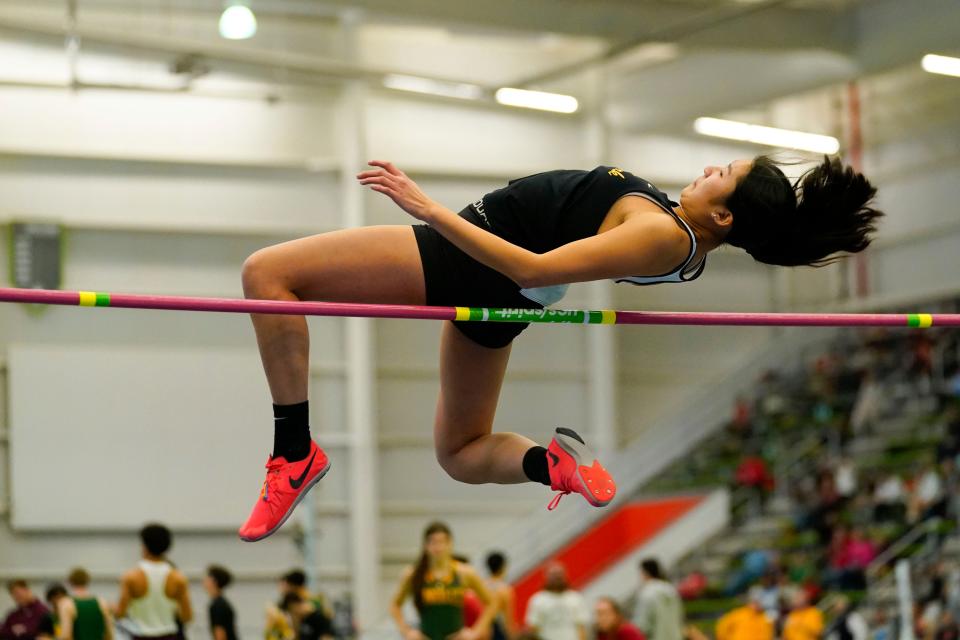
top-left (338, 9), bottom-right (380, 629)
top-left (585, 72), bottom-right (618, 456)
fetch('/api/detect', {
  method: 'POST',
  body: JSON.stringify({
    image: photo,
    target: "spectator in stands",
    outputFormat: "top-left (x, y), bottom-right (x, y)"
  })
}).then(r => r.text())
top-left (525, 563), bottom-right (588, 640)
top-left (781, 590), bottom-right (823, 640)
top-left (755, 572), bottom-right (781, 625)
top-left (834, 457), bottom-right (858, 499)
top-left (593, 598), bottom-right (644, 640)
top-left (824, 527), bottom-right (876, 591)
top-left (61, 568), bottom-right (113, 640)
top-left (873, 471), bottom-right (907, 522)
top-left (936, 611), bottom-right (959, 640)
top-left (204, 566), bottom-right (238, 640)
top-left (2, 580), bottom-right (51, 640)
top-left (939, 404), bottom-right (960, 464)
top-left (850, 369), bottom-right (884, 436)
top-left (809, 470), bottom-right (844, 544)
top-left (825, 595), bottom-right (867, 640)
top-left (870, 608), bottom-right (894, 640)
top-left (734, 451), bottom-right (774, 516)
top-left (715, 587), bottom-right (772, 640)
top-left (727, 395), bottom-right (754, 443)
top-left (723, 549), bottom-right (771, 596)
top-left (909, 459), bottom-right (945, 523)
top-left (634, 559), bottom-right (683, 640)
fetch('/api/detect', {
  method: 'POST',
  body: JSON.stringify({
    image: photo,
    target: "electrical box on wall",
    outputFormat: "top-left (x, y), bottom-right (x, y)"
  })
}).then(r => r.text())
top-left (9, 222), bottom-right (62, 290)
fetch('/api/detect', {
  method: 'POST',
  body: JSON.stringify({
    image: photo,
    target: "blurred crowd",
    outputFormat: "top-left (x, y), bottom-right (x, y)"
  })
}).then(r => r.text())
top-left (1, 524), bottom-right (348, 640)
top-left (674, 316), bottom-right (960, 639)
top-left (5, 306), bottom-right (960, 640)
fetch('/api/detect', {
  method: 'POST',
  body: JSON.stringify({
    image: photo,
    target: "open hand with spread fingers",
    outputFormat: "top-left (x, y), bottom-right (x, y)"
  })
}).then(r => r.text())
top-left (357, 160), bottom-right (439, 223)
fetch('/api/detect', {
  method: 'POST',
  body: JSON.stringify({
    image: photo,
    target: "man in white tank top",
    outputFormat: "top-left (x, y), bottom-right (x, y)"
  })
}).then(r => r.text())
top-left (115, 524), bottom-right (193, 640)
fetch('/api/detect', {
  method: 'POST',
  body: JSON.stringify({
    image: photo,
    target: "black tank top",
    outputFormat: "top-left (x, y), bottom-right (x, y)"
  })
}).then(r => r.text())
top-left (472, 166), bottom-right (680, 254)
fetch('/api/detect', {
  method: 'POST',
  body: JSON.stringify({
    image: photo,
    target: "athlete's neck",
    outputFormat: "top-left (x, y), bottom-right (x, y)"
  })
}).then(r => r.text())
top-left (429, 556), bottom-right (453, 573)
top-left (142, 552), bottom-right (166, 562)
top-left (673, 204), bottom-right (720, 255)
top-left (72, 587), bottom-right (91, 598)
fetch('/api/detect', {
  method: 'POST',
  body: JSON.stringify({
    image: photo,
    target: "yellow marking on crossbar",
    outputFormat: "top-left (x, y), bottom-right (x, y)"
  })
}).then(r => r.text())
top-left (455, 307), bottom-right (471, 321)
top-left (601, 310), bottom-right (617, 324)
top-left (78, 291), bottom-right (98, 307)
top-left (918, 314), bottom-right (933, 328)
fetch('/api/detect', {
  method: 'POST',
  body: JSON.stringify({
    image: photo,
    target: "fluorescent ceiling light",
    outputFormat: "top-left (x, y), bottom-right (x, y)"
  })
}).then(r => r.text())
top-left (922, 54), bottom-right (960, 78)
top-left (495, 88), bottom-right (579, 114)
top-left (219, 5), bottom-right (257, 40)
top-left (694, 117), bottom-right (840, 154)
top-left (383, 74), bottom-right (483, 100)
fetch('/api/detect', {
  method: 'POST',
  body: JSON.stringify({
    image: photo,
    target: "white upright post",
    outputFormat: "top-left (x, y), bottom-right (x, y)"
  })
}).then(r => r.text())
top-left (895, 559), bottom-right (916, 640)
top-left (585, 72), bottom-right (617, 456)
top-left (338, 9), bottom-right (381, 629)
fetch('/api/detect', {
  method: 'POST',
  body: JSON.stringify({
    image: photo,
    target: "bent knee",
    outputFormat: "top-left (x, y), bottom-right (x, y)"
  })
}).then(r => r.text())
top-left (242, 248), bottom-right (285, 298)
top-left (435, 447), bottom-right (479, 484)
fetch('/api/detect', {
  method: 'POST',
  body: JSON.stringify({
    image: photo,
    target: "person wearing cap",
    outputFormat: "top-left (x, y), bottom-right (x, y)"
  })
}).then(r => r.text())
top-left (715, 587), bottom-right (773, 640)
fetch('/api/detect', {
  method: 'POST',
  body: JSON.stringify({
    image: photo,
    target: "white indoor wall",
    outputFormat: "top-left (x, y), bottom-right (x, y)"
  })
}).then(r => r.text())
top-left (7, 22), bottom-right (957, 635)
top-left (0, 62), bottom-right (614, 633)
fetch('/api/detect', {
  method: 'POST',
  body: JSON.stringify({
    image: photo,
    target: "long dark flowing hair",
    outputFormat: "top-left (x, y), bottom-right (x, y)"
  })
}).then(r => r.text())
top-left (411, 521), bottom-right (453, 614)
top-left (724, 155), bottom-right (884, 267)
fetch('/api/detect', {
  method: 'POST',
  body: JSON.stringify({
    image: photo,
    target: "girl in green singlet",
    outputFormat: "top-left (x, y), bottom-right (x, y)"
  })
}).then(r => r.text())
top-left (390, 523), bottom-right (497, 640)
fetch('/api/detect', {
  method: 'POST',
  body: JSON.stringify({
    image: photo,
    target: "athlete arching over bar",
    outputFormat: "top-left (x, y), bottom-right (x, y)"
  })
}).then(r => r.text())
top-left (238, 155), bottom-right (883, 541)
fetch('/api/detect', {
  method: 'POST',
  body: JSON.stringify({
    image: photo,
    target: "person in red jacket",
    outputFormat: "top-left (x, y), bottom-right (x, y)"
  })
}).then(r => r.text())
top-left (1, 581), bottom-right (49, 640)
top-left (594, 598), bottom-right (645, 640)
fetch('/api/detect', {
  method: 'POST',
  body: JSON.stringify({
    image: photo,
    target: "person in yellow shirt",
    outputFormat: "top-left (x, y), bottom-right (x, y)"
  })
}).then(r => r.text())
top-left (782, 591), bottom-right (824, 640)
top-left (715, 588), bottom-right (773, 640)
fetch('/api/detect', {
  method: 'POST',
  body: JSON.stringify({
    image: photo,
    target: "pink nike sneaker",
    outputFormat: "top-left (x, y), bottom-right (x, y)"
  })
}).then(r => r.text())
top-left (238, 441), bottom-right (331, 542)
top-left (546, 427), bottom-right (617, 510)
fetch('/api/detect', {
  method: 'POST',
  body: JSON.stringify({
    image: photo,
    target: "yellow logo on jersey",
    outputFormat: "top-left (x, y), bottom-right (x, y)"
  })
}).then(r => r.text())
top-left (608, 168), bottom-right (625, 179)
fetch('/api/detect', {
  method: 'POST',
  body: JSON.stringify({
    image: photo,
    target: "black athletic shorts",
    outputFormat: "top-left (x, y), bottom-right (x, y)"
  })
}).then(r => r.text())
top-left (413, 206), bottom-right (542, 349)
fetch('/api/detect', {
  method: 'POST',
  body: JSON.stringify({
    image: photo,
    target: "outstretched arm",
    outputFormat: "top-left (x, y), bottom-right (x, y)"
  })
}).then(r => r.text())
top-left (358, 161), bottom-right (687, 288)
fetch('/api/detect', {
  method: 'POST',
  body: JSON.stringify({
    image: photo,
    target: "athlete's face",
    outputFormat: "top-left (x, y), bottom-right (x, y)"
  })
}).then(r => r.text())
top-left (679, 159), bottom-right (753, 230)
top-left (424, 531), bottom-right (452, 560)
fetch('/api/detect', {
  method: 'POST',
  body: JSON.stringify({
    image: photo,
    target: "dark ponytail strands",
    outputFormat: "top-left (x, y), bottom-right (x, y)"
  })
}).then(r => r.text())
top-left (726, 155), bottom-right (884, 267)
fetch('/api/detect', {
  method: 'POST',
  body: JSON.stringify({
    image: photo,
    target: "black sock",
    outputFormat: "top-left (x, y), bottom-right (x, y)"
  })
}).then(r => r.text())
top-left (522, 446), bottom-right (551, 486)
top-left (273, 401), bottom-right (311, 462)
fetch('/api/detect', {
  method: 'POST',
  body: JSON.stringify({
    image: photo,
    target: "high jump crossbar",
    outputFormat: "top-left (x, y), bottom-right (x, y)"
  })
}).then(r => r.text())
top-left (1, 287), bottom-right (958, 328)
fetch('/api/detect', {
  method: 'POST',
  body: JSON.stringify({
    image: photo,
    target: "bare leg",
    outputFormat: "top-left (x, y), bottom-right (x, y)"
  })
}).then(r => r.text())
top-left (241, 226), bottom-right (426, 404)
top-left (433, 322), bottom-right (539, 484)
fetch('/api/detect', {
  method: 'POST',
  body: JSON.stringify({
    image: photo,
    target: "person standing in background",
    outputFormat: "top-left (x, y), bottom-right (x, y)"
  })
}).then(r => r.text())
top-left (279, 594), bottom-right (332, 640)
top-left (781, 591), bottom-right (823, 640)
top-left (59, 569), bottom-right (112, 640)
top-left (1, 581), bottom-right (50, 640)
top-left (204, 567), bottom-right (238, 640)
top-left (525, 563), bottom-right (588, 640)
top-left (115, 524), bottom-right (192, 640)
top-left (715, 588), bottom-right (773, 640)
top-left (37, 585), bottom-right (67, 640)
top-left (484, 553), bottom-right (516, 640)
top-left (279, 572), bottom-right (332, 624)
top-left (594, 597), bottom-right (645, 640)
top-left (634, 560), bottom-right (684, 640)
top-left (390, 523), bottom-right (495, 640)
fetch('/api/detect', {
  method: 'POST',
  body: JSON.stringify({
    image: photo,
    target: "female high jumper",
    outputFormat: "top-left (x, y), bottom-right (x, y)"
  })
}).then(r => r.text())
top-left (237, 155), bottom-right (883, 541)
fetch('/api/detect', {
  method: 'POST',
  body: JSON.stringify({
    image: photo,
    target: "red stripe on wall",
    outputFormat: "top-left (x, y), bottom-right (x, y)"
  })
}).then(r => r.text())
top-left (512, 495), bottom-right (703, 624)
